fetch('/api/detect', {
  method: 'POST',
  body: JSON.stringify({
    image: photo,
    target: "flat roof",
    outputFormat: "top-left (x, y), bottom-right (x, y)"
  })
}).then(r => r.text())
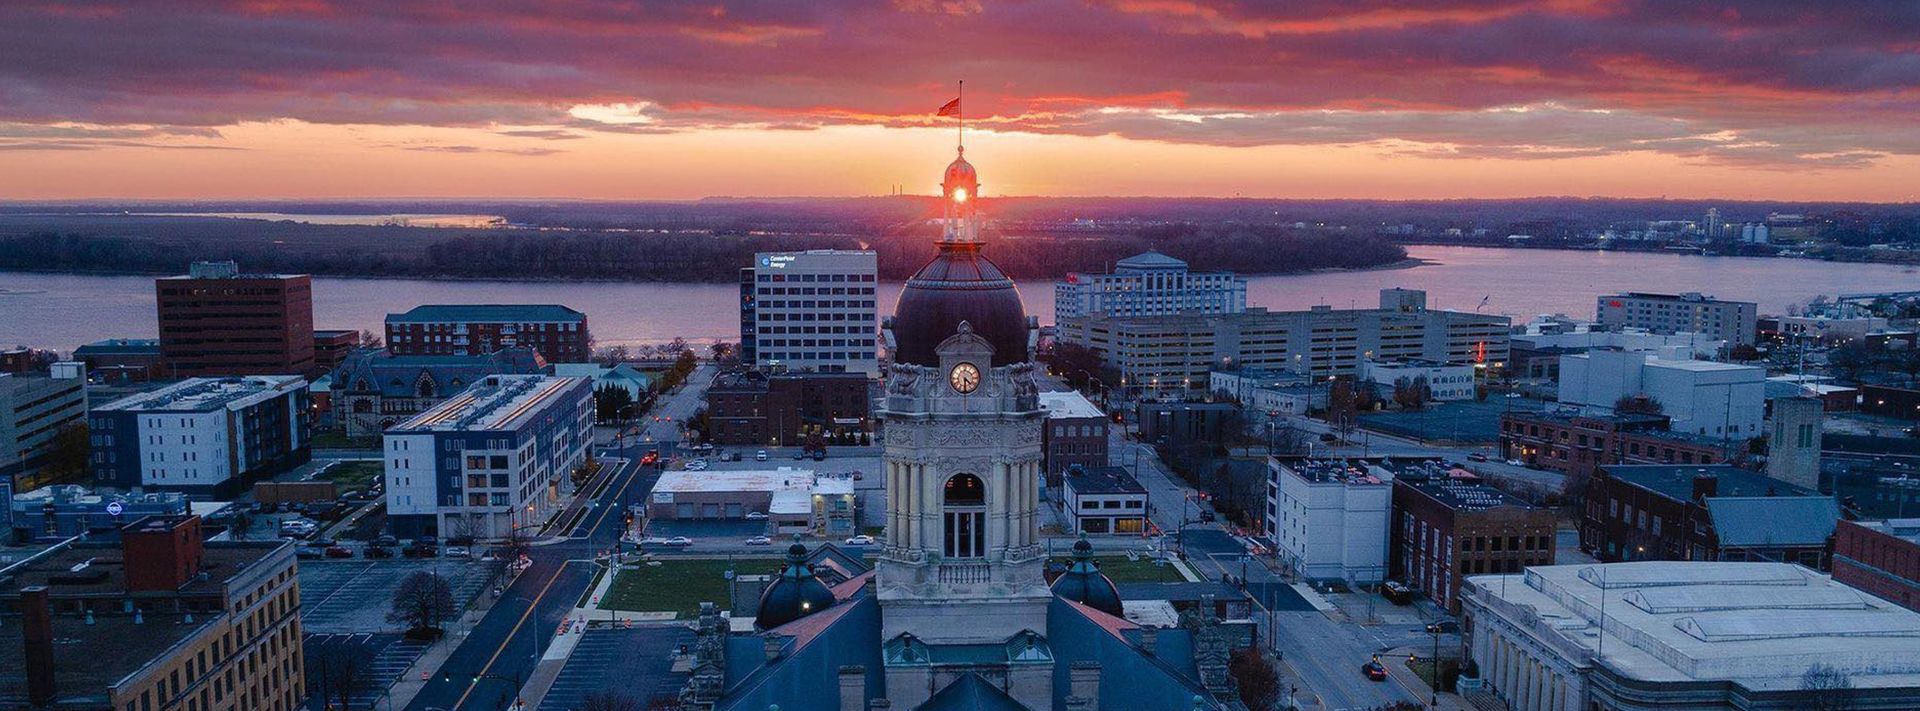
top-left (74, 338), bottom-right (162, 354)
top-left (1064, 466), bottom-right (1146, 495)
top-left (1854, 518), bottom-right (1920, 545)
top-left (0, 611), bottom-right (216, 705)
top-left (94, 375), bottom-right (304, 413)
top-left (0, 539), bottom-right (285, 598)
top-left (391, 375), bottom-right (585, 432)
top-left (1038, 390), bottom-right (1105, 420)
top-left (1468, 562), bottom-right (1920, 690)
top-left (1275, 458), bottom-right (1388, 486)
top-left (654, 468), bottom-right (816, 494)
top-left (386, 304), bottom-right (585, 323)
top-left (1404, 478), bottom-right (1534, 511)
top-left (1605, 464), bottom-right (1815, 501)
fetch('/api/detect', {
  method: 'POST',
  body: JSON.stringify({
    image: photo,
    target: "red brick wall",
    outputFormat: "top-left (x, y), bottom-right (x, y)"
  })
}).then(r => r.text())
top-left (1833, 519), bottom-right (1920, 612)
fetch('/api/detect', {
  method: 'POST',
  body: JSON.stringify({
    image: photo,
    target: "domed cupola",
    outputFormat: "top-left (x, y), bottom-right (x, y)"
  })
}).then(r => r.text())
top-left (755, 538), bottom-right (837, 629)
top-left (1050, 535), bottom-right (1123, 617)
top-left (889, 146), bottom-right (1030, 367)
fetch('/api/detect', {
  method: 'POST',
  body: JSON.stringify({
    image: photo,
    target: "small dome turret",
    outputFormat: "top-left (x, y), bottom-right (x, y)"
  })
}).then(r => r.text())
top-left (1050, 535), bottom-right (1123, 617)
top-left (755, 537), bottom-right (837, 629)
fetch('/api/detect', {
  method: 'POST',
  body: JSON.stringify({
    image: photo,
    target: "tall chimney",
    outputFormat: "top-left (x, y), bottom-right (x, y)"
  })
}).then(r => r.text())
top-left (22, 586), bottom-right (57, 706)
top-left (763, 634), bottom-right (786, 662)
top-left (838, 665), bottom-right (866, 711)
top-left (1067, 661), bottom-right (1102, 711)
top-left (1691, 473), bottom-right (1718, 503)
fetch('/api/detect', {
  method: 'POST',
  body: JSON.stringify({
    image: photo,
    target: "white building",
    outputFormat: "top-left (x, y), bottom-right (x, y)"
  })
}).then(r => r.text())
top-left (1060, 465), bottom-right (1148, 535)
top-left (1512, 326), bottom-right (1724, 359)
top-left (1360, 358), bottom-right (1476, 401)
top-left (1054, 250), bottom-right (1246, 320)
top-left (1209, 369), bottom-right (1324, 417)
top-left (0, 363), bottom-right (87, 489)
top-left (383, 374), bottom-right (593, 540)
top-left (88, 375), bottom-right (310, 498)
top-left (1741, 222), bottom-right (1770, 244)
top-left (1595, 292), bottom-right (1757, 347)
top-left (1557, 349), bottom-right (1765, 438)
top-left (1266, 457), bottom-right (1393, 584)
top-left (739, 250), bottom-right (880, 376)
top-left (1463, 562), bottom-right (1920, 711)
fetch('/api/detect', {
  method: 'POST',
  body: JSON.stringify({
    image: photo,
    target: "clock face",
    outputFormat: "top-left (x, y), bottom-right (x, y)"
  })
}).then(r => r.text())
top-left (949, 362), bottom-right (981, 394)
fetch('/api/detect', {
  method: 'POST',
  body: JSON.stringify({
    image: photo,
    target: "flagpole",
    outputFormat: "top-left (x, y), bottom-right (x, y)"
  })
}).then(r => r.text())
top-left (958, 80), bottom-right (965, 150)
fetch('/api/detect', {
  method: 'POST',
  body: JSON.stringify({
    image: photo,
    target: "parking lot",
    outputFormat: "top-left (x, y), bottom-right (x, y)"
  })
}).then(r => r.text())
top-left (298, 559), bottom-right (495, 633)
top-left (302, 633), bottom-right (428, 711)
top-left (539, 626), bottom-right (694, 711)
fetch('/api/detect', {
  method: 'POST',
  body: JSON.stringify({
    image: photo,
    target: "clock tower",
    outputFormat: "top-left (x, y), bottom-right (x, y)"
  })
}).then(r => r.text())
top-left (876, 145), bottom-right (1053, 707)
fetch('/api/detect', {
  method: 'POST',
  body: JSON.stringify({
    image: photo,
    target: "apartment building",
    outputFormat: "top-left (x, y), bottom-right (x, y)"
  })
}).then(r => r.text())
top-left (383, 374), bottom-right (593, 539)
top-left (89, 376), bottom-right (311, 498)
top-left (1266, 457), bottom-right (1394, 584)
top-left (385, 304), bottom-right (590, 363)
top-left (738, 250), bottom-right (880, 376)
top-left (1595, 291), bottom-right (1757, 346)
top-left (1498, 409), bottom-right (1729, 485)
top-left (0, 362), bottom-right (88, 491)
top-left (155, 260), bottom-right (315, 377)
top-left (1390, 464), bottom-right (1555, 613)
top-left (1037, 390), bottom-right (1109, 484)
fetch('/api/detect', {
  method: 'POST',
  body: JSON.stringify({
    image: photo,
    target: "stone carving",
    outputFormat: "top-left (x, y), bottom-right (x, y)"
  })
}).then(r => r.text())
top-left (679, 602), bottom-right (729, 707)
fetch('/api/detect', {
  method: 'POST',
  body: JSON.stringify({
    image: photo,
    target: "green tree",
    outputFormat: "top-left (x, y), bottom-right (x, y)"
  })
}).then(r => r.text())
top-left (595, 383), bottom-right (635, 423)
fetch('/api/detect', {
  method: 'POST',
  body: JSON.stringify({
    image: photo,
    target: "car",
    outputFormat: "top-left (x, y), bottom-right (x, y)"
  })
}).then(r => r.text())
top-left (1198, 511), bottom-right (1216, 523)
top-left (845, 535), bottom-right (876, 546)
top-left (365, 546), bottom-right (396, 559)
top-left (444, 546), bottom-right (472, 559)
top-left (1319, 433), bottom-right (1338, 443)
top-left (1362, 659), bottom-right (1389, 681)
top-left (415, 535), bottom-right (439, 548)
top-left (745, 511), bottom-right (769, 520)
top-left (744, 536), bottom-right (773, 546)
top-left (311, 537), bottom-right (338, 548)
top-left (1425, 620), bottom-right (1461, 634)
top-left (408, 544), bottom-right (439, 558)
top-left (375, 534), bottom-right (399, 547)
top-left (811, 450), bottom-right (826, 461)
top-left (664, 536), bottom-right (694, 546)
top-left (755, 450), bottom-right (769, 461)
top-left (1468, 452), bottom-right (1489, 462)
top-left (640, 451), bottom-right (660, 466)
top-left (324, 546), bottom-right (354, 559)
top-left (1506, 459), bottom-right (1526, 467)
top-left (638, 536), bottom-right (670, 546)
top-left (685, 459), bottom-right (708, 471)
top-left (295, 546), bottom-right (325, 560)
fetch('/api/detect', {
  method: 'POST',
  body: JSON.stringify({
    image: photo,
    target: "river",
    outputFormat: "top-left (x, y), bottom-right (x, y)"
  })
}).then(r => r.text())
top-left (2, 246), bottom-right (1915, 352)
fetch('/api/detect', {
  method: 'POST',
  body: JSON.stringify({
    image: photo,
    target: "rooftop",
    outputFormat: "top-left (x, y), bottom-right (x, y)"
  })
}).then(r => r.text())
top-left (1403, 477), bottom-right (1534, 511)
top-left (73, 338), bottom-right (162, 355)
top-left (1605, 464), bottom-right (1815, 502)
top-left (1274, 457), bottom-right (1390, 486)
top-left (1853, 518), bottom-right (1920, 545)
top-left (1468, 562), bottom-right (1920, 690)
top-left (390, 374), bottom-right (586, 432)
top-left (1113, 250), bottom-right (1190, 272)
top-left (1705, 497), bottom-right (1839, 547)
top-left (654, 467), bottom-right (817, 494)
top-left (0, 538), bottom-right (286, 598)
top-left (386, 303), bottom-right (586, 323)
top-left (94, 375), bottom-right (304, 413)
top-left (0, 610), bottom-right (217, 707)
top-left (1063, 466), bottom-right (1146, 495)
top-left (1038, 390), bottom-right (1105, 420)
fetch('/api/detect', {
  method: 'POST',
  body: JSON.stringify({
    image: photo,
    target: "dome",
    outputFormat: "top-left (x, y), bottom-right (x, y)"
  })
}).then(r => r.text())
top-left (1050, 536), bottom-right (1123, 617)
top-left (755, 540), bottom-right (837, 630)
top-left (890, 240), bottom-right (1029, 367)
top-left (944, 155), bottom-right (977, 189)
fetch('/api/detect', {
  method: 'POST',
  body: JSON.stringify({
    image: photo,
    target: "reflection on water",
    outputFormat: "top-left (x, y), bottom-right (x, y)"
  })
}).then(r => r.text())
top-left (3, 245), bottom-right (1917, 352)
top-left (131, 212), bottom-right (505, 228)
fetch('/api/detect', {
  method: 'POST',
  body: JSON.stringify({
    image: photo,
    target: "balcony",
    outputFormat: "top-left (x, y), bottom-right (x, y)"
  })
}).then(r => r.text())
top-left (937, 562), bottom-right (992, 586)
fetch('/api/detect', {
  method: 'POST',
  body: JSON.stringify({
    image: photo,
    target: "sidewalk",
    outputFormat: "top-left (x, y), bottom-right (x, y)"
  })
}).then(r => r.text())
top-left (384, 577), bottom-right (510, 710)
top-left (1382, 645), bottom-right (1478, 711)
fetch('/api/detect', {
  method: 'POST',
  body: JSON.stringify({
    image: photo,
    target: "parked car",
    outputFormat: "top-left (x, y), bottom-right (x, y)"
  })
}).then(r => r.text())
top-left (1362, 658), bottom-right (1389, 681)
top-left (415, 535), bottom-right (439, 548)
top-left (1425, 620), bottom-right (1461, 634)
top-left (845, 535), bottom-right (876, 546)
top-left (664, 536), bottom-right (694, 547)
top-left (365, 546), bottom-right (396, 559)
top-left (295, 546), bottom-right (325, 560)
top-left (444, 546), bottom-right (472, 559)
top-left (638, 537), bottom-right (670, 546)
top-left (685, 459), bottom-right (709, 471)
top-left (1506, 459), bottom-right (1526, 467)
top-left (375, 534), bottom-right (399, 547)
top-left (744, 536), bottom-right (772, 546)
top-left (1468, 452), bottom-right (1489, 462)
top-left (745, 511), bottom-right (768, 520)
top-left (311, 537), bottom-right (338, 548)
top-left (324, 546), bottom-right (354, 559)
top-left (755, 450), bottom-right (769, 461)
top-left (811, 450), bottom-right (825, 461)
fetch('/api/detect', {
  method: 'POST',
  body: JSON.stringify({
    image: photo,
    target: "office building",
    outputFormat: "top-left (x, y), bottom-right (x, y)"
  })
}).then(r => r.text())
top-left (1266, 457), bottom-right (1393, 584)
top-left (1595, 291), bottom-right (1757, 346)
top-left (1556, 348), bottom-right (1765, 438)
top-left (0, 515), bottom-right (303, 711)
top-left (1580, 464), bottom-right (1838, 568)
top-left (1360, 358), bottom-right (1476, 401)
top-left (1390, 463), bottom-right (1554, 613)
top-left (1061, 465), bottom-right (1148, 535)
top-left (1058, 288), bottom-right (1508, 395)
top-left (72, 338), bottom-right (166, 383)
top-left (1054, 250), bottom-right (1246, 320)
top-left (1508, 327), bottom-right (1722, 382)
top-left (705, 369), bottom-right (871, 446)
top-left (738, 250), bottom-right (880, 376)
top-left (646, 467), bottom-right (856, 536)
top-left (7, 485), bottom-right (190, 544)
top-left (385, 304), bottom-right (590, 363)
top-left (1832, 518), bottom-right (1920, 613)
top-left (1208, 369), bottom-right (1323, 417)
top-left (1498, 410), bottom-right (1730, 485)
top-left (89, 375), bottom-right (311, 498)
top-left (155, 260), bottom-right (315, 376)
top-left (383, 374), bottom-right (593, 539)
top-left (1037, 390), bottom-right (1108, 484)
top-left (0, 363), bottom-right (88, 491)
top-left (1135, 401), bottom-right (1238, 445)
top-left (1463, 562), bottom-right (1920, 711)
top-left (330, 346), bottom-right (548, 438)
top-left (310, 329), bottom-right (360, 371)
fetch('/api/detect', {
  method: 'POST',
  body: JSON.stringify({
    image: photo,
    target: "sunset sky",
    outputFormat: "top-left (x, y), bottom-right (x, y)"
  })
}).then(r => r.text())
top-left (3, 1), bottom-right (1918, 201)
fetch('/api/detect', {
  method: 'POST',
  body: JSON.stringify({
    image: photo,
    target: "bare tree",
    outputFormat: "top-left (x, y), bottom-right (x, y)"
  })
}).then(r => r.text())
top-left (306, 645), bottom-right (372, 711)
top-left (386, 571), bottom-right (457, 638)
top-left (358, 329), bottom-right (384, 349)
top-left (1613, 394), bottom-right (1664, 416)
top-left (1801, 663), bottom-right (1855, 711)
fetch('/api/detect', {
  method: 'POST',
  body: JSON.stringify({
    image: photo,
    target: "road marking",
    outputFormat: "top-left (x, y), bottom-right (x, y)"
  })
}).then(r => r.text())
top-left (449, 561), bottom-right (570, 710)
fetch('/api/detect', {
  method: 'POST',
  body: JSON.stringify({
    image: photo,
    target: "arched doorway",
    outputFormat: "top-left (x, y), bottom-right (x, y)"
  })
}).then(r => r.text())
top-left (943, 473), bottom-right (986, 558)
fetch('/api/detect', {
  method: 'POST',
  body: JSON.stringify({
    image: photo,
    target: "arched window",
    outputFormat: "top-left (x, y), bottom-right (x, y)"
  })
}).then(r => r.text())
top-left (943, 474), bottom-right (986, 559)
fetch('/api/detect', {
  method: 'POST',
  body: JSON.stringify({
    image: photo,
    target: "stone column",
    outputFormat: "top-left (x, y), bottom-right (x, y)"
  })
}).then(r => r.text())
top-left (988, 461), bottom-right (1008, 553)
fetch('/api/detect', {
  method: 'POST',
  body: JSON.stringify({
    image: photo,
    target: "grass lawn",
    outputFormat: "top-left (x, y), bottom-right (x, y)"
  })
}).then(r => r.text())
top-left (311, 429), bottom-right (378, 449)
top-left (601, 559), bottom-right (781, 618)
top-left (320, 461), bottom-right (383, 493)
top-left (1083, 555), bottom-right (1189, 583)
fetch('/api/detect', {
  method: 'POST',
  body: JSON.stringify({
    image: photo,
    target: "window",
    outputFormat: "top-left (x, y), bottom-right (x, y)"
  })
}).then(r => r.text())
top-left (942, 474), bottom-right (987, 559)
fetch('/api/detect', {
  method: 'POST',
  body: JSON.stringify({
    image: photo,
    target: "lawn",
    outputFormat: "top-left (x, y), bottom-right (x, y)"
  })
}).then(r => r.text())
top-left (311, 429), bottom-right (378, 449)
top-left (319, 461), bottom-right (384, 493)
top-left (1084, 555), bottom-right (1189, 583)
top-left (600, 559), bottom-right (780, 618)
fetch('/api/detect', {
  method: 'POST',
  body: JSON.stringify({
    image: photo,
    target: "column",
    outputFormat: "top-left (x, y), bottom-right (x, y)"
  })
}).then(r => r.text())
top-left (989, 461), bottom-right (1009, 553)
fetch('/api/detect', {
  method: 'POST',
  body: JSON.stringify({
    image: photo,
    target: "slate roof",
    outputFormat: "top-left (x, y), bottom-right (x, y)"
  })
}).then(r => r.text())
top-left (1606, 465), bottom-right (1815, 503)
top-left (332, 346), bottom-right (546, 397)
top-left (385, 304), bottom-right (585, 323)
top-left (1705, 496), bottom-right (1840, 547)
top-left (918, 673), bottom-right (1029, 711)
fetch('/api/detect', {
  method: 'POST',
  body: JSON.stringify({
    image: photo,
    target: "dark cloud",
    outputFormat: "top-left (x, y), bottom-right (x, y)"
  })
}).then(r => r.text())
top-left (0, 1), bottom-right (1914, 168)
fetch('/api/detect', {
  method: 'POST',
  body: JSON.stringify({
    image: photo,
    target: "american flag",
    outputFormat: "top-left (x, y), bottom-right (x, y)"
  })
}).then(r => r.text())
top-left (936, 97), bottom-right (961, 117)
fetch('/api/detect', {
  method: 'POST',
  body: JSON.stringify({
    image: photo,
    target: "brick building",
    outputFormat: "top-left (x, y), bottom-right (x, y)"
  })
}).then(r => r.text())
top-left (705, 370), bottom-right (871, 447)
top-left (329, 346), bottom-right (547, 438)
top-left (1038, 390), bottom-right (1109, 486)
top-left (1860, 382), bottom-right (1920, 421)
top-left (1832, 518), bottom-right (1920, 613)
top-left (155, 260), bottom-right (315, 377)
top-left (385, 304), bottom-right (590, 363)
top-left (310, 329), bottom-right (360, 372)
top-left (1390, 465), bottom-right (1555, 613)
top-left (1499, 409), bottom-right (1729, 485)
top-left (72, 338), bottom-right (166, 383)
top-left (1581, 464), bottom-right (1839, 569)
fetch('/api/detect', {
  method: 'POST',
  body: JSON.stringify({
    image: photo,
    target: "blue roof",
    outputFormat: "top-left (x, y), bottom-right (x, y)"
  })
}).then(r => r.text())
top-left (333, 347), bottom-right (546, 397)
top-left (1114, 251), bottom-right (1189, 272)
top-left (1706, 496), bottom-right (1840, 547)
top-left (385, 304), bottom-right (585, 323)
top-left (74, 338), bottom-right (161, 355)
top-left (1046, 597), bottom-right (1223, 710)
top-left (1606, 465), bottom-right (1815, 502)
top-left (919, 673), bottom-right (1029, 711)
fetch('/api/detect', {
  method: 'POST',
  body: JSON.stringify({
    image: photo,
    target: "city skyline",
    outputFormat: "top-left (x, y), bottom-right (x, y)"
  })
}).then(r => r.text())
top-left (2, 2), bottom-right (1919, 201)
